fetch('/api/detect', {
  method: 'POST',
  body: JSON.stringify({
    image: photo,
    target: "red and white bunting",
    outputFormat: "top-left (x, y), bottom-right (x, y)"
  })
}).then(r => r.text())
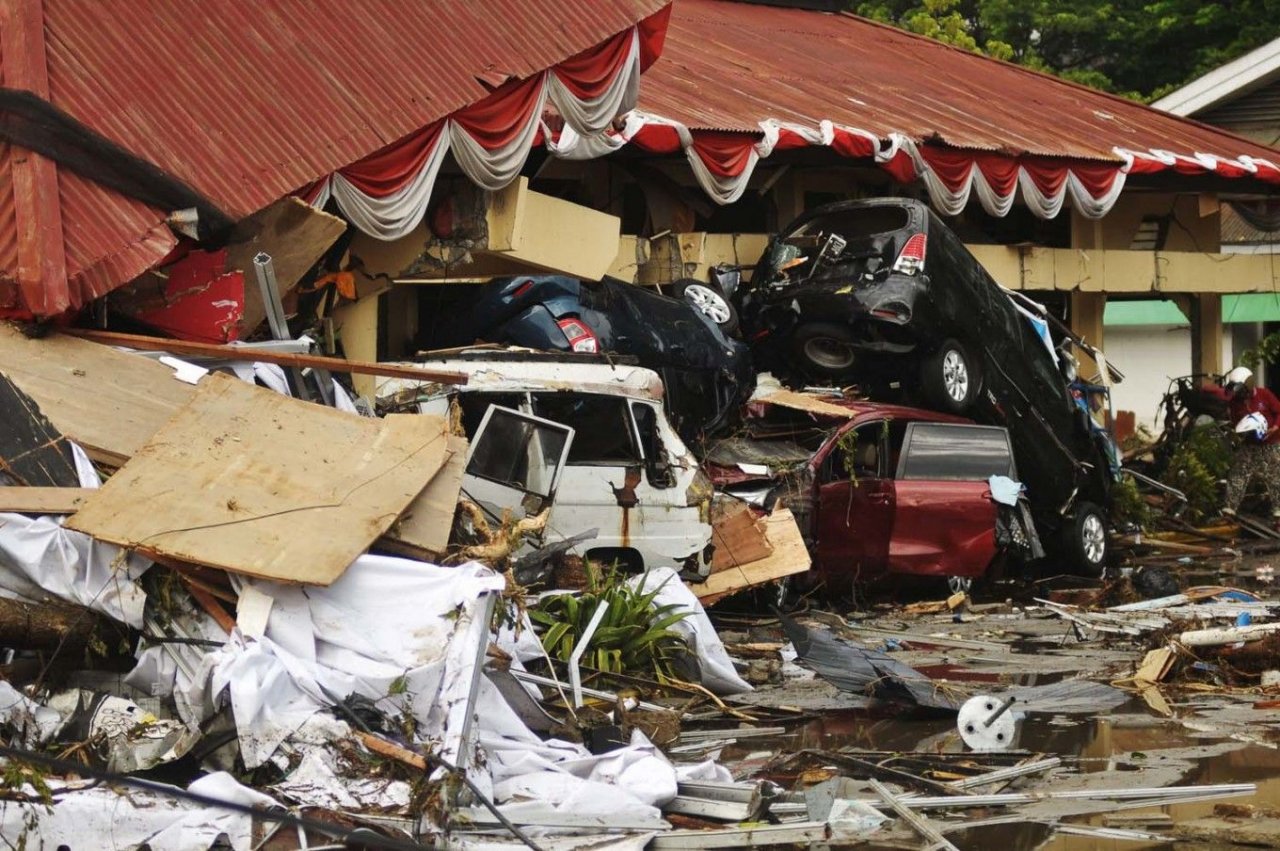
top-left (302, 9), bottom-right (669, 240)
top-left (543, 109), bottom-right (1280, 220)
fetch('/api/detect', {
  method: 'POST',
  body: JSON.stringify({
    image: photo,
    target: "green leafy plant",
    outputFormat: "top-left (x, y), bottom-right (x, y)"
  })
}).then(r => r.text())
top-left (1165, 423), bottom-right (1233, 522)
top-left (1240, 331), bottom-right (1280, 373)
top-left (1110, 475), bottom-right (1152, 529)
top-left (529, 564), bottom-right (691, 681)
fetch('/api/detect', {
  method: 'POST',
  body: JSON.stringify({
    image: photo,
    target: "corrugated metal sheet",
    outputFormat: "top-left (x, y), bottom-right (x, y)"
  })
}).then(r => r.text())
top-left (1201, 79), bottom-right (1280, 132)
top-left (640, 0), bottom-right (1280, 165)
top-left (2, 0), bottom-right (666, 303)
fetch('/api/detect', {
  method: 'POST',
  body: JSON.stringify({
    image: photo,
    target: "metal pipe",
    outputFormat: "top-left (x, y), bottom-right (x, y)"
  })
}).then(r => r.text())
top-left (949, 757), bottom-right (1061, 790)
top-left (869, 779), bottom-right (960, 851)
top-left (900, 782), bottom-right (1256, 810)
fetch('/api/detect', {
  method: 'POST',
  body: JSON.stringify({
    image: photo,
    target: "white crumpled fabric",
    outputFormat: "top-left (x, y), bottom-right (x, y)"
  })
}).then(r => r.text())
top-left (628, 567), bottom-right (752, 695)
top-left (0, 772), bottom-right (279, 851)
top-left (0, 441), bottom-right (149, 627)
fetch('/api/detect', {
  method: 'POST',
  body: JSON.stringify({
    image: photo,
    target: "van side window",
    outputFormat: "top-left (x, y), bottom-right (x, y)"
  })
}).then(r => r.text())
top-left (898, 424), bottom-right (1014, 481)
top-left (457, 393), bottom-right (526, 436)
top-left (821, 422), bottom-right (883, 484)
top-left (532, 395), bottom-right (640, 465)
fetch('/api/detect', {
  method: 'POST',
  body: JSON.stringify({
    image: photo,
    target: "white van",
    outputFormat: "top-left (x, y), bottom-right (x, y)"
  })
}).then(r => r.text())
top-left (378, 352), bottom-right (714, 578)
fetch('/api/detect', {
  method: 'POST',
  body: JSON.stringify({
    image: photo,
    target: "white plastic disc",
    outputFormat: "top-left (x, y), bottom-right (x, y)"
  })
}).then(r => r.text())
top-left (958, 694), bottom-right (1019, 751)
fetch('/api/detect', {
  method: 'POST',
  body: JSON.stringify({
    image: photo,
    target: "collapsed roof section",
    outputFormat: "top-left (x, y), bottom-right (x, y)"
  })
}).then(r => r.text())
top-left (0, 0), bottom-right (673, 317)
top-left (546, 0), bottom-right (1280, 216)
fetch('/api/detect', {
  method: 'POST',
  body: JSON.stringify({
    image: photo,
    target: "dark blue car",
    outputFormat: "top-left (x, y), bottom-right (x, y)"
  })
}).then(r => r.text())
top-left (453, 275), bottom-right (755, 440)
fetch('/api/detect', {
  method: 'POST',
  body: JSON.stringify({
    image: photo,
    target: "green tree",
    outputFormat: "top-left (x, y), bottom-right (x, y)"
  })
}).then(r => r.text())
top-left (853, 0), bottom-right (1280, 101)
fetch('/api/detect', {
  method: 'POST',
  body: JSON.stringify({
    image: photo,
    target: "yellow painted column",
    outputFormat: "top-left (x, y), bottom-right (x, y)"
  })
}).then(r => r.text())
top-left (1191, 294), bottom-right (1224, 376)
top-left (334, 293), bottom-right (381, 400)
top-left (1069, 291), bottom-right (1107, 379)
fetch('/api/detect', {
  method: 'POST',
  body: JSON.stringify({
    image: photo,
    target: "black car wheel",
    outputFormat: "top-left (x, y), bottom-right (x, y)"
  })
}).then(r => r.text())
top-left (921, 338), bottom-right (981, 413)
top-left (792, 322), bottom-right (858, 378)
top-left (672, 279), bottom-right (740, 336)
top-left (1064, 501), bottom-right (1108, 577)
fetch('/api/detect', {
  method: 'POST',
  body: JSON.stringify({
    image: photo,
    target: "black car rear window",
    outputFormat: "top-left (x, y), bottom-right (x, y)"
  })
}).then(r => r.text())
top-left (897, 424), bottom-right (1014, 481)
top-left (791, 206), bottom-right (911, 241)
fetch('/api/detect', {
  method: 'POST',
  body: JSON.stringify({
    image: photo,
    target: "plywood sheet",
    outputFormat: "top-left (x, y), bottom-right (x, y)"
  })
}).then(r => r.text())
top-left (0, 324), bottom-right (194, 466)
top-left (693, 509), bottom-right (811, 605)
top-left (0, 372), bottom-right (81, 486)
top-left (709, 501), bottom-right (773, 573)
top-left (0, 487), bottom-right (92, 514)
top-left (66, 373), bottom-right (448, 585)
top-left (756, 390), bottom-right (857, 420)
top-left (378, 434), bottom-right (468, 560)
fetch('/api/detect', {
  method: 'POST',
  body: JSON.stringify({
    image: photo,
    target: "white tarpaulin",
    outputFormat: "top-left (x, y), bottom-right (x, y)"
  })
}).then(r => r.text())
top-left (628, 567), bottom-right (752, 695)
top-left (0, 772), bottom-right (279, 851)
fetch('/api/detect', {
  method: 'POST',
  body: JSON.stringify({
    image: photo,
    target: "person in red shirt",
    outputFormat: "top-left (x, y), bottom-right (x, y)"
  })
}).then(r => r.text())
top-left (1210, 367), bottom-right (1280, 519)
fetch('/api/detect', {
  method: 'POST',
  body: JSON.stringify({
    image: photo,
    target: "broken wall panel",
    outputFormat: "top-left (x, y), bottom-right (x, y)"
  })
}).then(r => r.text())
top-left (0, 323), bottom-right (194, 466)
top-left (66, 373), bottom-right (449, 585)
top-left (694, 509), bottom-right (810, 605)
top-left (0, 371), bottom-right (80, 486)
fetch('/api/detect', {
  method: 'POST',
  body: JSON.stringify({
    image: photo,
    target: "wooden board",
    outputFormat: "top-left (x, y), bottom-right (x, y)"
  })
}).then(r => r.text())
top-left (223, 197), bottom-right (347, 336)
top-left (378, 434), bottom-right (468, 560)
top-left (692, 509), bottom-right (811, 606)
top-left (66, 373), bottom-right (449, 585)
top-left (0, 324), bottom-right (195, 466)
top-left (709, 501), bottom-right (773, 573)
top-left (0, 487), bottom-right (92, 514)
top-left (756, 389), bottom-right (857, 420)
top-left (0, 372), bottom-right (81, 486)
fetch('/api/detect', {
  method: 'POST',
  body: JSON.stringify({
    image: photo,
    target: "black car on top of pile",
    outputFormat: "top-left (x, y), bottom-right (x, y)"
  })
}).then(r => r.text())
top-left (734, 197), bottom-right (1118, 575)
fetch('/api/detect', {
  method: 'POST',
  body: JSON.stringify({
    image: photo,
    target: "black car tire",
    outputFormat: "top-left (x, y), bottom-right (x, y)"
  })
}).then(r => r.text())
top-left (792, 322), bottom-right (859, 378)
top-left (1064, 501), bottom-right (1108, 577)
top-left (920, 338), bottom-right (981, 413)
top-left (672, 279), bottom-right (740, 336)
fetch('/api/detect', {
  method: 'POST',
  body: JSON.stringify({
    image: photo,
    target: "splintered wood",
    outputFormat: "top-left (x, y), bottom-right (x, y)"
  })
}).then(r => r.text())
top-left (66, 373), bottom-right (449, 585)
top-left (694, 509), bottom-right (811, 605)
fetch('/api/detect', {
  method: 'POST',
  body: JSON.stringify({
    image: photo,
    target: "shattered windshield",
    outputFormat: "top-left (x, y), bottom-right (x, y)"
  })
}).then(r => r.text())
top-left (766, 206), bottom-right (912, 283)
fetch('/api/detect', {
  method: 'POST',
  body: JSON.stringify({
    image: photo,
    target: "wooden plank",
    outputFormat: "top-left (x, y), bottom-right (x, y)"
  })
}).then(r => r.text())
top-left (755, 389), bottom-right (859, 419)
top-left (709, 501), bottom-right (773, 573)
top-left (66, 373), bottom-right (449, 586)
top-left (0, 323), bottom-right (196, 467)
top-left (222, 197), bottom-right (348, 336)
top-left (692, 509), bottom-right (810, 605)
top-left (64, 328), bottom-right (470, 386)
top-left (0, 487), bottom-right (92, 514)
top-left (378, 434), bottom-right (467, 560)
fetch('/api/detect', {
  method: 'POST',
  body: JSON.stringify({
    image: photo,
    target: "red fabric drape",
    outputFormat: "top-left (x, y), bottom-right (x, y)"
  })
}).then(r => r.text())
top-left (690, 131), bottom-right (760, 178)
top-left (637, 4), bottom-right (673, 71)
top-left (630, 123), bottom-right (683, 154)
top-left (554, 27), bottom-right (636, 100)
top-left (452, 76), bottom-right (546, 150)
top-left (829, 128), bottom-right (877, 159)
top-left (336, 121), bottom-right (446, 196)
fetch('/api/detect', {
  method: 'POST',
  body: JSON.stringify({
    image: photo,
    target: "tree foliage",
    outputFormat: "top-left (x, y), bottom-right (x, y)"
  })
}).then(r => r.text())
top-left (853, 0), bottom-right (1280, 101)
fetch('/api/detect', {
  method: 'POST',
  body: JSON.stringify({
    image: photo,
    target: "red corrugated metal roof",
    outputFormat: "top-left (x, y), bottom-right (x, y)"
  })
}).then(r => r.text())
top-left (641, 0), bottom-right (1280, 165)
top-left (1, 0), bottom-right (668, 311)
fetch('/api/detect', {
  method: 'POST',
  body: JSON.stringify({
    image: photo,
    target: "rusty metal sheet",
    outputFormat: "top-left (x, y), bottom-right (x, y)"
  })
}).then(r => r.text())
top-left (641, 0), bottom-right (1280, 164)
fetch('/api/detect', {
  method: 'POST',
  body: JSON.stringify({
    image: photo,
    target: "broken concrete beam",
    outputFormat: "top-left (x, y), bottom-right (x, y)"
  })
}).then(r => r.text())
top-left (66, 373), bottom-right (450, 586)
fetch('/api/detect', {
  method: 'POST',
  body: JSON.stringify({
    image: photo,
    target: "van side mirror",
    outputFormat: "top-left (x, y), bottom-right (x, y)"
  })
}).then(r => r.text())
top-left (632, 404), bottom-right (675, 489)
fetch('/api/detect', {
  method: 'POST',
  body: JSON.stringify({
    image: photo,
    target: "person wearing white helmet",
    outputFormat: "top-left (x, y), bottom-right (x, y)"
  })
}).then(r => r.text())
top-left (1212, 366), bottom-right (1280, 520)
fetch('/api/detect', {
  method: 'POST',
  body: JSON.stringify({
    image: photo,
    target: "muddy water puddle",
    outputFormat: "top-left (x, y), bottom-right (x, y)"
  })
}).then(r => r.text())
top-left (712, 705), bottom-right (1280, 849)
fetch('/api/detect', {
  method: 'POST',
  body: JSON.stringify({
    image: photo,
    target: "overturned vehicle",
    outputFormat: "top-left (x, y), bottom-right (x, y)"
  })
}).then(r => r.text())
top-left (733, 198), bottom-right (1120, 575)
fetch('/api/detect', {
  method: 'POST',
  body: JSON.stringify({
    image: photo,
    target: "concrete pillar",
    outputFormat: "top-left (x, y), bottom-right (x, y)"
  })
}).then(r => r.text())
top-left (1190, 293), bottom-right (1224, 376)
top-left (1069, 291), bottom-right (1107, 379)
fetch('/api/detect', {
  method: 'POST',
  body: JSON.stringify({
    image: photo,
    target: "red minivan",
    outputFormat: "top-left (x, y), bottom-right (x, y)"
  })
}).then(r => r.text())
top-left (712, 399), bottom-right (1021, 593)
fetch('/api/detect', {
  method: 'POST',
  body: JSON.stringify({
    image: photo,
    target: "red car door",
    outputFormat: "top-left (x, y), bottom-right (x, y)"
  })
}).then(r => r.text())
top-left (888, 422), bottom-right (1014, 578)
top-left (815, 422), bottom-right (894, 587)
